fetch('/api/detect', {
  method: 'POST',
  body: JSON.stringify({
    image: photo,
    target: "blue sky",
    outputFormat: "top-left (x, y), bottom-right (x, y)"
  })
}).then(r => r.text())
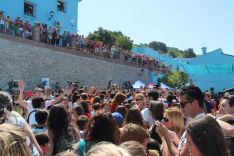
top-left (78, 0), bottom-right (234, 55)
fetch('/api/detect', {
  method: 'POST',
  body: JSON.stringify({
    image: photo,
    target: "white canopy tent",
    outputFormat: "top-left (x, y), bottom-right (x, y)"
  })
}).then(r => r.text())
top-left (133, 80), bottom-right (145, 89)
top-left (160, 82), bottom-right (171, 89)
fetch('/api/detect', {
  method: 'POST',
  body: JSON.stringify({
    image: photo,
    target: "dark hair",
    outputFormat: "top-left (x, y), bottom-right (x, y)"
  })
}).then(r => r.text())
top-left (32, 97), bottom-right (44, 109)
top-left (93, 96), bottom-right (101, 104)
top-left (77, 115), bottom-right (89, 130)
top-left (48, 105), bottom-right (69, 137)
top-left (149, 101), bottom-right (164, 121)
top-left (179, 85), bottom-right (204, 108)
top-left (116, 105), bottom-right (128, 118)
top-left (147, 138), bottom-right (162, 156)
top-left (47, 105), bottom-right (70, 154)
top-left (223, 95), bottom-right (234, 107)
top-left (81, 93), bottom-right (88, 100)
top-left (71, 91), bottom-right (79, 103)
top-left (99, 90), bottom-right (106, 95)
top-left (167, 94), bottom-right (175, 104)
top-left (35, 133), bottom-right (49, 146)
top-left (0, 91), bottom-right (12, 123)
top-left (110, 93), bottom-right (116, 99)
top-left (93, 103), bottom-right (101, 111)
top-left (148, 90), bottom-right (159, 101)
top-left (58, 89), bottom-right (64, 94)
top-left (79, 89), bottom-right (84, 94)
top-left (99, 94), bottom-right (105, 101)
top-left (187, 116), bottom-right (227, 156)
top-left (0, 91), bottom-right (12, 109)
top-left (113, 92), bottom-right (127, 105)
top-left (124, 108), bottom-right (144, 127)
top-left (73, 105), bottom-right (84, 116)
top-left (86, 112), bottom-right (118, 148)
top-left (81, 101), bottom-right (90, 114)
top-left (35, 110), bottom-right (48, 125)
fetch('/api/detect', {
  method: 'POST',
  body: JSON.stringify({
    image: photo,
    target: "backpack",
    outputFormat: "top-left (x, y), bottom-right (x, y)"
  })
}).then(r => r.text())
top-left (27, 109), bottom-right (39, 124)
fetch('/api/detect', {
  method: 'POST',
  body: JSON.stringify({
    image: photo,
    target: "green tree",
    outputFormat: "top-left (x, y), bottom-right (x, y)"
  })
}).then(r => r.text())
top-left (182, 48), bottom-right (196, 58)
top-left (167, 47), bottom-right (183, 58)
top-left (88, 27), bottom-right (133, 50)
top-left (139, 43), bottom-right (148, 47)
top-left (111, 31), bottom-right (123, 38)
top-left (160, 71), bottom-right (189, 88)
top-left (116, 36), bottom-right (133, 50)
top-left (88, 27), bottom-right (115, 46)
top-left (149, 41), bottom-right (167, 53)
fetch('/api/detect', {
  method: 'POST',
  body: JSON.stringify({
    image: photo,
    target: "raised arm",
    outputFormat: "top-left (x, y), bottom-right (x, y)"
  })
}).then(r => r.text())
top-left (18, 80), bottom-right (28, 109)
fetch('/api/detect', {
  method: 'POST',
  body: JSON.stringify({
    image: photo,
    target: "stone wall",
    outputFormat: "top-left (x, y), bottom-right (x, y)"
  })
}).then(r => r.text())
top-left (0, 36), bottom-right (151, 90)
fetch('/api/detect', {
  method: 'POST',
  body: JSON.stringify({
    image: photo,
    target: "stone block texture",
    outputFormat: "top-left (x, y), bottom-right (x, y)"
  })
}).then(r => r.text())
top-left (0, 37), bottom-right (150, 90)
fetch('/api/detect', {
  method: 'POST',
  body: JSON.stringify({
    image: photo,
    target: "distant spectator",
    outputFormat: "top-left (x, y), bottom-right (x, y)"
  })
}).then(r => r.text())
top-left (35, 133), bottom-right (50, 156)
top-left (32, 110), bottom-right (48, 133)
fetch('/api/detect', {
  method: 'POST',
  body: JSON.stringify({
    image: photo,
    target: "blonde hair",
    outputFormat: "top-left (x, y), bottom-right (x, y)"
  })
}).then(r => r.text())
top-left (119, 141), bottom-right (147, 156)
top-left (135, 93), bottom-right (144, 100)
top-left (0, 123), bottom-right (31, 156)
top-left (164, 107), bottom-right (185, 135)
top-left (86, 142), bottom-right (130, 156)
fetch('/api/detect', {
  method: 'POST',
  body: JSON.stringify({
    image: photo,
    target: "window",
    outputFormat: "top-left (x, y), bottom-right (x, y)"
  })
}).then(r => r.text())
top-left (57, 0), bottom-right (66, 13)
top-left (24, 1), bottom-right (36, 17)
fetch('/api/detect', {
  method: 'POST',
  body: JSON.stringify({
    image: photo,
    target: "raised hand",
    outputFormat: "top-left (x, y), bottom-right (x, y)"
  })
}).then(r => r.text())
top-left (18, 80), bottom-right (25, 91)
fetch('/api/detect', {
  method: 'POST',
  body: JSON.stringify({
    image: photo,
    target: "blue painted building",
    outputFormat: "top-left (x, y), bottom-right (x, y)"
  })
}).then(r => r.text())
top-left (132, 47), bottom-right (234, 92)
top-left (0, 0), bottom-right (80, 33)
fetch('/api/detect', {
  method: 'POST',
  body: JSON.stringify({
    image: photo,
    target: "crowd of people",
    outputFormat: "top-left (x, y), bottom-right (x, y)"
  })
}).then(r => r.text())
top-left (0, 11), bottom-right (170, 73)
top-left (0, 79), bottom-right (234, 156)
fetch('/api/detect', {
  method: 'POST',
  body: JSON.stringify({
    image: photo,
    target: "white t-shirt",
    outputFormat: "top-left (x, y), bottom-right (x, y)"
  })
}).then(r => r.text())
top-left (141, 108), bottom-right (155, 127)
top-left (27, 99), bottom-right (53, 111)
top-left (28, 109), bottom-right (38, 127)
top-left (27, 100), bottom-right (33, 114)
top-left (26, 99), bottom-right (53, 127)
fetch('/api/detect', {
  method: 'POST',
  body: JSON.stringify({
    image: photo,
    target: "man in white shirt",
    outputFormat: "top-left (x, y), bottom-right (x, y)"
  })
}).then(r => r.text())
top-left (158, 85), bottom-right (206, 156)
top-left (27, 97), bottom-right (44, 127)
top-left (141, 90), bottom-right (159, 127)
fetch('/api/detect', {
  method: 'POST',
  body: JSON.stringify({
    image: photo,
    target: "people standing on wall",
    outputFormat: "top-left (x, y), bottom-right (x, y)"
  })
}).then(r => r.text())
top-left (52, 27), bottom-right (57, 45)
top-left (24, 19), bottom-right (31, 39)
top-left (42, 24), bottom-right (48, 43)
top-left (67, 31), bottom-right (72, 47)
top-left (56, 29), bottom-right (60, 46)
top-left (18, 19), bottom-right (24, 37)
top-left (47, 26), bottom-right (53, 44)
top-left (4, 15), bottom-right (11, 34)
top-left (0, 12), bottom-right (171, 72)
top-left (0, 14), bottom-right (5, 33)
top-left (62, 31), bottom-right (68, 47)
top-left (33, 21), bottom-right (41, 42)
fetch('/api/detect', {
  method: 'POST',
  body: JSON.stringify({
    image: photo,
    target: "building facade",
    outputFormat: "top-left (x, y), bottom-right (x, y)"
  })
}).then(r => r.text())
top-left (132, 47), bottom-right (234, 91)
top-left (0, 0), bottom-right (80, 33)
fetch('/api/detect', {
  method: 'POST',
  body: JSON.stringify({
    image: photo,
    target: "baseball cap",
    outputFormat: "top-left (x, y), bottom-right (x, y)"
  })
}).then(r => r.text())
top-left (112, 112), bottom-right (124, 126)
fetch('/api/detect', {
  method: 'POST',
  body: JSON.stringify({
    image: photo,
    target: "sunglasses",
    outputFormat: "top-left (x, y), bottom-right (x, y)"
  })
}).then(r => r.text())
top-left (136, 98), bottom-right (143, 101)
top-left (180, 101), bottom-right (192, 108)
top-left (161, 117), bottom-right (169, 122)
